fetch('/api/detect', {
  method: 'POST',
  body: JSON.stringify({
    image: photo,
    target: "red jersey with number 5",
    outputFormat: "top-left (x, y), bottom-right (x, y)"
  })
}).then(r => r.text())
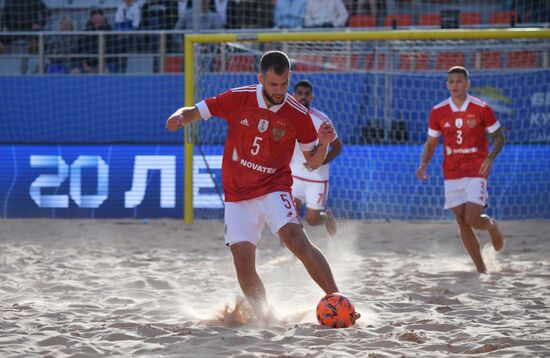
top-left (428, 95), bottom-right (501, 179)
top-left (196, 84), bottom-right (318, 202)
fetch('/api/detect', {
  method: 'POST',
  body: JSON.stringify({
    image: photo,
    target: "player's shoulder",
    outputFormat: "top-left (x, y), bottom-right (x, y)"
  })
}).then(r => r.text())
top-left (229, 84), bottom-right (257, 93)
top-left (310, 107), bottom-right (332, 123)
top-left (227, 85), bottom-right (257, 99)
top-left (432, 98), bottom-right (451, 111)
top-left (284, 94), bottom-right (309, 116)
top-left (468, 95), bottom-right (490, 109)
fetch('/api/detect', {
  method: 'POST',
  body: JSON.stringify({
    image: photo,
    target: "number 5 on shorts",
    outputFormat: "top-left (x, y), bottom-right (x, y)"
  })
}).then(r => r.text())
top-left (280, 193), bottom-right (292, 209)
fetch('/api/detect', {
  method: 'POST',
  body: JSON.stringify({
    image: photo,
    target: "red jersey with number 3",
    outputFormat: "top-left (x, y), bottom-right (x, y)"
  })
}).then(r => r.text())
top-left (428, 95), bottom-right (501, 180)
top-left (196, 84), bottom-right (318, 202)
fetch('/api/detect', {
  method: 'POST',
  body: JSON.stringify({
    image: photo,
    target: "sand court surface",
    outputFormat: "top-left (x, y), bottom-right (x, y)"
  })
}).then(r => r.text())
top-left (1, 219), bottom-right (549, 357)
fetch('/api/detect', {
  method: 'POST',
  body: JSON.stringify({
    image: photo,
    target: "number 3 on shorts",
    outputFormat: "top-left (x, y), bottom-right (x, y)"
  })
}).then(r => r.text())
top-left (280, 193), bottom-right (292, 209)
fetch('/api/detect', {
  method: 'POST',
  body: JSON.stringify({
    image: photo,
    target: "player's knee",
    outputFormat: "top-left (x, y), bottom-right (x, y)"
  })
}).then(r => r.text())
top-left (306, 216), bottom-right (319, 226)
top-left (279, 224), bottom-right (308, 252)
top-left (454, 213), bottom-right (468, 227)
top-left (465, 214), bottom-right (482, 229)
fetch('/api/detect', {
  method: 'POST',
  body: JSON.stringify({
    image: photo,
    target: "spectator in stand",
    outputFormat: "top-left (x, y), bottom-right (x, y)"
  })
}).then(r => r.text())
top-left (1, 0), bottom-right (49, 53)
top-left (46, 16), bottom-right (80, 73)
top-left (226, 0), bottom-right (274, 29)
top-left (175, 0), bottom-right (222, 30)
top-left (304, 0), bottom-right (349, 28)
top-left (213, 0), bottom-right (229, 28)
top-left (78, 9), bottom-right (113, 74)
top-left (141, 0), bottom-right (179, 52)
top-left (274, 0), bottom-right (308, 29)
top-left (115, 0), bottom-right (141, 30)
top-left (114, 0), bottom-right (141, 73)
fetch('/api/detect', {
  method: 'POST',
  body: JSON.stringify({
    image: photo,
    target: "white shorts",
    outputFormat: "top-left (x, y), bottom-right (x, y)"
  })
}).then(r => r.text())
top-left (444, 177), bottom-right (489, 209)
top-left (291, 177), bottom-right (329, 210)
top-left (224, 191), bottom-right (300, 246)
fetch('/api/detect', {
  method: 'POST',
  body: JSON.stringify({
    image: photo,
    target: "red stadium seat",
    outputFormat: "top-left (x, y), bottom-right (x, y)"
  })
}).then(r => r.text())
top-left (349, 15), bottom-right (376, 28)
top-left (507, 51), bottom-right (537, 68)
top-left (477, 51), bottom-right (502, 69)
top-left (489, 10), bottom-right (517, 25)
top-left (418, 13), bottom-right (441, 26)
top-left (227, 55), bottom-right (256, 72)
top-left (328, 55), bottom-right (360, 71)
top-left (294, 55), bottom-right (324, 72)
top-left (435, 51), bottom-right (465, 70)
top-left (460, 12), bottom-right (482, 26)
top-left (384, 14), bottom-right (413, 27)
top-left (400, 53), bottom-right (429, 71)
top-left (164, 56), bottom-right (183, 72)
top-left (364, 53), bottom-right (386, 70)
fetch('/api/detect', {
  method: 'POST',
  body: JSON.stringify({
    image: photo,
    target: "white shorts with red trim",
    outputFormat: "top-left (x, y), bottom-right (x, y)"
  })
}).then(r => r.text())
top-left (291, 176), bottom-right (329, 210)
top-left (224, 191), bottom-right (300, 246)
top-left (444, 177), bottom-right (489, 209)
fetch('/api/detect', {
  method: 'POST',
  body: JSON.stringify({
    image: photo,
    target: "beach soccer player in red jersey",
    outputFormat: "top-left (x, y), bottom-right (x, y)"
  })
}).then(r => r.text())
top-left (166, 50), bottom-right (358, 323)
top-left (416, 66), bottom-right (506, 274)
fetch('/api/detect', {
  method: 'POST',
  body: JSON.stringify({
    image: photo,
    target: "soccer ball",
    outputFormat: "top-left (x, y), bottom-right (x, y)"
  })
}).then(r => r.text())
top-left (316, 293), bottom-right (359, 328)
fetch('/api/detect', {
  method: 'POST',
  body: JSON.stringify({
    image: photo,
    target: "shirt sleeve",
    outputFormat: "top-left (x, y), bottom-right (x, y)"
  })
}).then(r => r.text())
top-left (484, 104), bottom-right (501, 133)
top-left (196, 89), bottom-right (236, 121)
top-left (428, 108), bottom-right (441, 138)
top-left (297, 113), bottom-right (318, 152)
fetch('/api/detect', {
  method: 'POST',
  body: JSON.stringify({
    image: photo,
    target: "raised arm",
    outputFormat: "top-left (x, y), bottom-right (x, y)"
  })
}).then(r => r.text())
top-left (323, 137), bottom-right (343, 165)
top-left (479, 127), bottom-right (506, 176)
top-left (165, 106), bottom-right (202, 132)
top-left (304, 122), bottom-right (336, 170)
top-left (416, 135), bottom-right (439, 180)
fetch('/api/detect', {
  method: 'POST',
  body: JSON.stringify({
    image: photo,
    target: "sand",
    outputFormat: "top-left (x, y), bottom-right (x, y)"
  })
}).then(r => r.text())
top-left (1, 219), bottom-right (549, 357)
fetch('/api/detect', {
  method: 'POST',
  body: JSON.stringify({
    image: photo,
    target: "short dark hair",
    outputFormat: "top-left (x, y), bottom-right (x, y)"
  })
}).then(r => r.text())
top-left (448, 66), bottom-right (469, 79)
top-left (294, 80), bottom-right (313, 92)
top-left (260, 51), bottom-right (291, 75)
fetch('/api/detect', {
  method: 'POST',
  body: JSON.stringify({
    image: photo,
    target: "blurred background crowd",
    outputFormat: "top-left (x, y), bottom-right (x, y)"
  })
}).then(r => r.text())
top-left (0, 0), bottom-right (548, 74)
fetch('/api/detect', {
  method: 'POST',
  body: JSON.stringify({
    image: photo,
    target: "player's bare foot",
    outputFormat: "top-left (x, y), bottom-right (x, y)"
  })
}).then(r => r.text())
top-left (488, 219), bottom-right (504, 252)
top-left (324, 209), bottom-right (337, 236)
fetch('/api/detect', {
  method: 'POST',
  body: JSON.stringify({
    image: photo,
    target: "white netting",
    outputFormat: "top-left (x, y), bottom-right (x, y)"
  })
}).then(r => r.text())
top-left (191, 36), bottom-right (550, 220)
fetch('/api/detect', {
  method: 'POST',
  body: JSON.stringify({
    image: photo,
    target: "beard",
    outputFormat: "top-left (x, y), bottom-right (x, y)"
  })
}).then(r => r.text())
top-left (263, 89), bottom-right (285, 106)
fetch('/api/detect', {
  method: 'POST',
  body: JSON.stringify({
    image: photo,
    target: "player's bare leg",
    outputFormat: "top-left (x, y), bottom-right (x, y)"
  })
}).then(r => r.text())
top-left (464, 202), bottom-right (504, 251)
top-left (278, 222), bottom-right (339, 294)
top-left (451, 205), bottom-right (486, 273)
top-left (230, 242), bottom-right (269, 321)
top-left (305, 209), bottom-right (337, 236)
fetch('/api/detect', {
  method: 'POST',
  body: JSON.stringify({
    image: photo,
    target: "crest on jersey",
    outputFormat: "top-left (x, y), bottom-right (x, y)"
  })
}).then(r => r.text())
top-left (258, 119), bottom-right (269, 133)
top-left (272, 127), bottom-right (286, 141)
top-left (467, 118), bottom-right (477, 128)
top-left (455, 118), bottom-right (463, 129)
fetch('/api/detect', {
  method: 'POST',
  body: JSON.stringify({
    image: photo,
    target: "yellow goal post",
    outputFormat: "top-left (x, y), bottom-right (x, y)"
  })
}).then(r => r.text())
top-left (183, 28), bottom-right (550, 223)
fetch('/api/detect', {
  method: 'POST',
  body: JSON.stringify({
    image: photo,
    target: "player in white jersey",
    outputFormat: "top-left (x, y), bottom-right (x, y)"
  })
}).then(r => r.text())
top-left (290, 80), bottom-right (343, 235)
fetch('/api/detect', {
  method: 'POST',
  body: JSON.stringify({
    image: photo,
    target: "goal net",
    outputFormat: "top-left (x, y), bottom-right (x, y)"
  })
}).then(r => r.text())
top-left (189, 30), bottom-right (550, 222)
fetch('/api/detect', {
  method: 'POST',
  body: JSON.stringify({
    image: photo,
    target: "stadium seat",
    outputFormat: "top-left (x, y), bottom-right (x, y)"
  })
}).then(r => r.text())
top-left (400, 53), bottom-right (429, 71)
top-left (507, 50), bottom-right (537, 68)
top-left (227, 55), bottom-right (256, 72)
top-left (384, 14), bottom-right (413, 27)
top-left (477, 51), bottom-right (502, 69)
top-left (489, 11), bottom-right (517, 25)
top-left (127, 56), bottom-right (155, 74)
top-left (349, 15), bottom-right (376, 28)
top-left (164, 56), bottom-right (183, 72)
top-left (418, 13), bottom-right (441, 27)
top-left (327, 54), bottom-right (360, 71)
top-left (460, 12), bottom-right (482, 26)
top-left (0, 57), bottom-right (22, 75)
top-left (435, 51), bottom-right (465, 70)
top-left (293, 55), bottom-right (324, 72)
top-left (364, 53), bottom-right (386, 70)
